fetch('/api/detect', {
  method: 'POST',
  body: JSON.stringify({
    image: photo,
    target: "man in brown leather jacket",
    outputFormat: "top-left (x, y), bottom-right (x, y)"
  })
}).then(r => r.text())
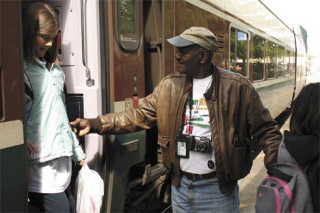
top-left (71, 26), bottom-right (282, 212)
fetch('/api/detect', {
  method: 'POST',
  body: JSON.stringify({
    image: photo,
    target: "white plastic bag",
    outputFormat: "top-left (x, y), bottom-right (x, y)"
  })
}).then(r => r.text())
top-left (74, 164), bottom-right (104, 213)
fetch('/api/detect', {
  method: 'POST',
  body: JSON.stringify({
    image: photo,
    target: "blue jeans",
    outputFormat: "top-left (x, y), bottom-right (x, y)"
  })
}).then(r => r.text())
top-left (171, 174), bottom-right (240, 213)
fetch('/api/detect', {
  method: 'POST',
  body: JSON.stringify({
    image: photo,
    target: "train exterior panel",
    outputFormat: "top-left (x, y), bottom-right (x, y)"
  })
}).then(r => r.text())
top-left (0, 0), bottom-right (307, 212)
top-left (0, 1), bottom-right (28, 212)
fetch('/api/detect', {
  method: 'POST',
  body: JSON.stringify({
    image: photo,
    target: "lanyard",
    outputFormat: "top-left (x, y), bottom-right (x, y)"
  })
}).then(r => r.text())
top-left (179, 79), bottom-right (193, 135)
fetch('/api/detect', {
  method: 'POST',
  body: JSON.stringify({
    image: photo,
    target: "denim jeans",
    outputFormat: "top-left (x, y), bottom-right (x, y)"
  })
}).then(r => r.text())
top-left (171, 174), bottom-right (240, 213)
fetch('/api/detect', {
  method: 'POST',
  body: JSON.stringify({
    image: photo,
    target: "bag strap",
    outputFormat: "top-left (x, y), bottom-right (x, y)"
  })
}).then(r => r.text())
top-left (277, 141), bottom-right (299, 165)
top-left (267, 166), bottom-right (292, 182)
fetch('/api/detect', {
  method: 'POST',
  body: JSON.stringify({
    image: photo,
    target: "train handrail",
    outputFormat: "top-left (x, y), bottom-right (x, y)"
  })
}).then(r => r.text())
top-left (81, 0), bottom-right (95, 87)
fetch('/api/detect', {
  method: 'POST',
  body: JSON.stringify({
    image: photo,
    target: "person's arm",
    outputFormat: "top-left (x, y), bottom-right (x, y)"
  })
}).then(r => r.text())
top-left (70, 132), bottom-right (86, 163)
top-left (26, 140), bottom-right (35, 156)
top-left (247, 87), bottom-right (282, 167)
top-left (71, 79), bottom-right (162, 136)
top-left (70, 117), bottom-right (101, 137)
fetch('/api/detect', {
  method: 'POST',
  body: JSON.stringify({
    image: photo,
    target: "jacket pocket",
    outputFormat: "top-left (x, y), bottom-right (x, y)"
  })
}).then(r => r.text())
top-left (230, 134), bottom-right (253, 180)
top-left (157, 134), bottom-right (170, 148)
top-left (157, 134), bottom-right (171, 169)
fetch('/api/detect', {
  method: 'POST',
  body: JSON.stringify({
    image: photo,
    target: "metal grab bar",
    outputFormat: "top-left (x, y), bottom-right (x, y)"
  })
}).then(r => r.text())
top-left (81, 0), bottom-right (94, 87)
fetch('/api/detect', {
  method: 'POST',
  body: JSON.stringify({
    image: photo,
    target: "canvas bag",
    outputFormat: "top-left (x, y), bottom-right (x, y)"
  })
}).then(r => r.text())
top-left (255, 142), bottom-right (314, 213)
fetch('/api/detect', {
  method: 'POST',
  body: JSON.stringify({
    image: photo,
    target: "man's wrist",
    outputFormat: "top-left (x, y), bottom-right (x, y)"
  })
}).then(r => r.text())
top-left (87, 118), bottom-right (101, 133)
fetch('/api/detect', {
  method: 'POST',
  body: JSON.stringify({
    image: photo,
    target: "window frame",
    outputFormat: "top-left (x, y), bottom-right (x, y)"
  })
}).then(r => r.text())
top-left (229, 25), bottom-right (250, 77)
top-left (115, 0), bottom-right (140, 52)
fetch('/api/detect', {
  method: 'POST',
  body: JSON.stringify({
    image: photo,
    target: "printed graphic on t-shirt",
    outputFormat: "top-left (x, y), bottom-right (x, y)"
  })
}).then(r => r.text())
top-left (183, 97), bottom-right (210, 137)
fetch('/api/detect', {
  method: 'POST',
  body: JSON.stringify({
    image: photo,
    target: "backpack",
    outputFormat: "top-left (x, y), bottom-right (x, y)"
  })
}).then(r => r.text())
top-left (255, 142), bottom-right (314, 213)
top-left (305, 155), bottom-right (320, 212)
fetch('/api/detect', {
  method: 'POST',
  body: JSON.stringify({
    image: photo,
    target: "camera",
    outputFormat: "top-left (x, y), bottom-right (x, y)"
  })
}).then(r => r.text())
top-left (191, 136), bottom-right (210, 153)
top-left (175, 134), bottom-right (211, 157)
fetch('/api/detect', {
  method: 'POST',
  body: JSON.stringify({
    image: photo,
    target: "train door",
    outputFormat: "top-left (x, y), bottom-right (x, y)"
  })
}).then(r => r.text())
top-left (0, 1), bottom-right (28, 212)
top-left (99, 1), bottom-right (153, 212)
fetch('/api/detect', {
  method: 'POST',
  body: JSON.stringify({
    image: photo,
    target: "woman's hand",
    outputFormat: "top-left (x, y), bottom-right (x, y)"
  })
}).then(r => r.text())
top-left (77, 159), bottom-right (86, 166)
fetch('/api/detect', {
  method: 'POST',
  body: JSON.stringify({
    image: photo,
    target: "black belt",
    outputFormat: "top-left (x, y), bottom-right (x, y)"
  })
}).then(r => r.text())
top-left (182, 171), bottom-right (216, 181)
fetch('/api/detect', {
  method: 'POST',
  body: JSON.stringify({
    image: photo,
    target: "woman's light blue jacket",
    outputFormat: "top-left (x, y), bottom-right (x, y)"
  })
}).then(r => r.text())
top-left (25, 60), bottom-right (85, 163)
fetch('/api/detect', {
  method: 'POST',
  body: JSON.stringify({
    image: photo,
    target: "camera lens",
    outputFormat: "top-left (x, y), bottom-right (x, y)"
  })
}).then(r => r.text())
top-left (197, 143), bottom-right (207, 152)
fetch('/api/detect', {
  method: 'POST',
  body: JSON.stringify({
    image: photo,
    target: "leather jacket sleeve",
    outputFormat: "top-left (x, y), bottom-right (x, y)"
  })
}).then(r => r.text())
top-left (247, 84), bottom-right (282, 167)
top-left (96, 84), bottom-right (161, 135)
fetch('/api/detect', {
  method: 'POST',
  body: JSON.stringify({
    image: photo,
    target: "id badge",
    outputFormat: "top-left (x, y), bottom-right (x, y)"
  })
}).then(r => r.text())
top-left (176, 138), bottom-right (190, 158)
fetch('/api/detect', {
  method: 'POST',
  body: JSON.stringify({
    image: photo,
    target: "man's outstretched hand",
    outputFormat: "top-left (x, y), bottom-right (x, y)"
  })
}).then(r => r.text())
top-left (70, 118), bottom-right (91, 137)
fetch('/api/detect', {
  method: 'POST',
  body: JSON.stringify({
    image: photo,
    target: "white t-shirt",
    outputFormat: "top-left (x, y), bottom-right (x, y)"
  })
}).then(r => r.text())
top-left (28, 156), bottom-right (71, 193)
top-left (180, 75), bottom-right (216, 174)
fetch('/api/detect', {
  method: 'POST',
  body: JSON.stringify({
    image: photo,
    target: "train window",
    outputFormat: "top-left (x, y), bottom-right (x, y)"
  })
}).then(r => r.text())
top-left (277, 46), bottom-right (285, 77)
top-left (252, 35), bottom-right (265, 81)
top-left (116, 0), bottom-right (140, 52)
top-left (267, 41), bottom-right (276, 79)
top-left (230, 28), bottom-right (248, 76)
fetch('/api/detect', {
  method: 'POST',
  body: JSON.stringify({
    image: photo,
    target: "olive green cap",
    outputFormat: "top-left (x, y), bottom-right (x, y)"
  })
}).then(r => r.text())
top-left (167, 26), bottom-right (219, 52)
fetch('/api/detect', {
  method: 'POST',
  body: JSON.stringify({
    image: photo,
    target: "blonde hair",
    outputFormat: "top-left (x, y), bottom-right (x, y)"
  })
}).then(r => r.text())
top-left (22, 2), bottom-right (60, 64)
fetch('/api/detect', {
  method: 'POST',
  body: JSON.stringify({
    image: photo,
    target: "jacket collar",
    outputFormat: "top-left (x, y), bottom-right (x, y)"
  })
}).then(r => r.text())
top-left (204, 63), bottom-right (218, 101)
top-left (181, 63), bottom-right (218, 99)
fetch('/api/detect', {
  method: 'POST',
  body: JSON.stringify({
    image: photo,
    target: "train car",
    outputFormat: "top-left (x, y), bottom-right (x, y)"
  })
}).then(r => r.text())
top-left (0, 0), bottom-right (307, 212)
top-left (0, 1), bottom-right (28, 212)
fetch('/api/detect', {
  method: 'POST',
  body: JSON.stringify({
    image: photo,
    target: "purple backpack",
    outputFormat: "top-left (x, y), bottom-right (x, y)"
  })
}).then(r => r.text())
top-left (255, 142), bottom-right (314, 213)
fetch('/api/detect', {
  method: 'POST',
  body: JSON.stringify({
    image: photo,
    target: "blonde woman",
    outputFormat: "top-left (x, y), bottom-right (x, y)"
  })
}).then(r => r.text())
top-left (22, 2), bottom-right (85, 212)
